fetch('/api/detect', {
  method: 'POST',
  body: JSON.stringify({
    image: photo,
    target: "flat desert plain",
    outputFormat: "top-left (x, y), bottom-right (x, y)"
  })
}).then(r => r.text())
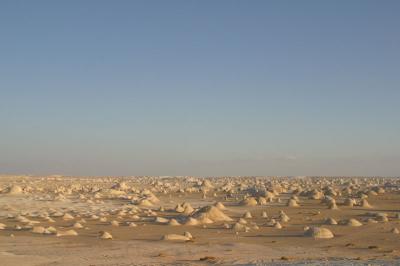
top-left (0, 175), bottom-right (399, 265)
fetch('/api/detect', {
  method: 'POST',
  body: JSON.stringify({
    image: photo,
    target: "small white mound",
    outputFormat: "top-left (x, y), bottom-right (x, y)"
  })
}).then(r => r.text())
top-left (344, 198), bottom-right (355, 207)
top-left (233, 222), bottom-right (247, 232)
top-left (342, 218), bottom-right (363, 227)
top-left (73, 222), bottom-right (84, 229)
top-left (391, 228), bottom-right (399, 234)
top-left (238, 218), bottom-right (247, 225)
top-left (168, 218), bottom-right (181, 226)
top-left (304, 227), bottom-right (334, 239)
top-left (62, 213), bottom-right (74, 221)
top-left (128, 222), bottom-right (137, 227)
top-left (46, 226), bottom-right (57, 234)
top-left (175, 204), bottom-right (185, 213)
top-left (110, 220), bottom-right (119, 226)
top-left (287, 199), bottom-right (299, 207)
top-left (375, 213), bottom-right (388, 222)
top-left (56, 229), bottom-right (78, 237)
top-left (279, 211), bottom-right (290, 223)
top-left (155, 217), bottom-right (169, 224)
top-left (361, 199), bottom-right (372, 208)
top-left (274, 222), bottom-right (282, 229)
top-left (32, 226), bottom-right (47, 234)
top-left (214, 202), bottom-right (226, 210)
top-left (324, 217), bottom-right (338, 225)
top-left (240, 197), bottom-right (258, 206)
top-left (258, 197), bottom-right (267, 205)
top-left (8, 185), bottom-right (23, 195)
top-left (185, 217), bottom-right (199, 226)
top-left (138, 199), bottom-right (153, 207)
top-left (243, 211), bottom-right (252, 219)
top-left (182, 203), bottom-right (194, 215)
top-left (328, 202), bottom-right (339, 210)
top-left (100, 231), bottom-right (113, 239)
top-left (162, 232), bottom-right (193, 242)
top-left (191, 206), bottom-right (232, 223)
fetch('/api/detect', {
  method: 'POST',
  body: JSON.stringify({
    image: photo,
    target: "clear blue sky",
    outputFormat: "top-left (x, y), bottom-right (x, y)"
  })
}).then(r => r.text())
top-left (1, 1), bottom-right (399, 176)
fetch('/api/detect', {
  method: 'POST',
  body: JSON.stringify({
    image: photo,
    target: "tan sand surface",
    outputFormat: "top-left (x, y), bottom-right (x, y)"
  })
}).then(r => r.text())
top-left (0, 175), bottom-right (399, 265)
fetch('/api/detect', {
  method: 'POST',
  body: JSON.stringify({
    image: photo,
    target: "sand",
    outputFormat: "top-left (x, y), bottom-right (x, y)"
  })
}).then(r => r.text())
top-left (0, 175), bottom-right (399, 265)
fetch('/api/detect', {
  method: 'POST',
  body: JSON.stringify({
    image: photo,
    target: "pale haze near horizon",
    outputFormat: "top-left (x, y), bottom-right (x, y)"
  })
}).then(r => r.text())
top-left (1, 1), bottom-right (399, 177)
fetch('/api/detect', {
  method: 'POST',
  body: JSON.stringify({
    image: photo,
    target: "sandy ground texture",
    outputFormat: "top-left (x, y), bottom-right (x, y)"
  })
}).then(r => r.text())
top-left (0, 175), bottom-right (399, 265)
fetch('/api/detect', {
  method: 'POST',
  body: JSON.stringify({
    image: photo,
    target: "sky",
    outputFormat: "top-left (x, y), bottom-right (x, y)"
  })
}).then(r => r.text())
top-left (0, 0), bottom-right (399, 177)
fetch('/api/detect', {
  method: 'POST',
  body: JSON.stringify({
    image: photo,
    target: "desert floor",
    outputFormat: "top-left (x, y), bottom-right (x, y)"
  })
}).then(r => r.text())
top-left (0, 175), bottom-right (399, 265)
